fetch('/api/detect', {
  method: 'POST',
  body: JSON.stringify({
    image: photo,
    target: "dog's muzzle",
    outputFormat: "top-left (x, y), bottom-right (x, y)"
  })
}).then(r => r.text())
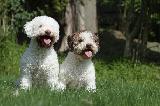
top-left (81, 44), bottom-right (95, 59)
top-left (37, 33), bottom-right (55, 48)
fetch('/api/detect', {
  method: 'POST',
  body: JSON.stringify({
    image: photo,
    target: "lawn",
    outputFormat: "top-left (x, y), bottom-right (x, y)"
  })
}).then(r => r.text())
top-left (0, 36), bottom-right (160, 106)
top-left (0, 57), bottom-right (160, 106)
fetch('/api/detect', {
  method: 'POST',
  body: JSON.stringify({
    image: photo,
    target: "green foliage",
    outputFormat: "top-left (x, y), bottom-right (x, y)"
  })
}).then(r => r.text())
top-left (51, 0), bottom-right (68, 14)
top-left (121, 0), bottom-right (141, 14)
top-left (3, 0), bottom-right (41, 32)
top-left (0, 0), bottom-right (68, 34)
top-left (151, 13), bottom-right (160, 24)
top-left (0, 35), bottom-right (26, 75)
top-left (98, 0), bottom-right (159, 42)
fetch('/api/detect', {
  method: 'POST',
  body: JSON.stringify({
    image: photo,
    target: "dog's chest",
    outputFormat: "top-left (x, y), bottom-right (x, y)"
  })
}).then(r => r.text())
top-left (67, 72), bottom-right (86, 88)
top-left (29, 57), bottom-right (51, 70)
top-left (29, 50), bottom-right (57, 66)
top-left (27, 51), bottom-right (58, 83)
top-left (31, 67), bottom-right (47, 85)
top-left (66, 64), bottom-right (89, 86)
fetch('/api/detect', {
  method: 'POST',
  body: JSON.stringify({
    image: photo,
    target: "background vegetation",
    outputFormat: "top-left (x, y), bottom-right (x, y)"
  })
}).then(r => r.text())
top-left (0, 0), bottom-right (159, 106)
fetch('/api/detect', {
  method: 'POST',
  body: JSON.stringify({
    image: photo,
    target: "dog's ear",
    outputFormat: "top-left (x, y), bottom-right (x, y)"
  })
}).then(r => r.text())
top-left (24, 21), bottom-right (34, 38)
top-left (67, 35), bottom-right (74, 51)
top-left (94, 32), bottom-right (99, 37)
top-left (93, 32), bottom-right (99, 40)
top-left (93, 32), bottom-right (100, 48)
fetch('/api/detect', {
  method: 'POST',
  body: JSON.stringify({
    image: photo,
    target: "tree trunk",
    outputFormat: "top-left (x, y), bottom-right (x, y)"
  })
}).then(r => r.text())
top-left (123, 0), bottom-right (137, 58)
top-left (59, 1), bottom-right (75, 52)
top-left (122, 0), bottom-right (134, 57)
top-left (123, 0), bottom-right (150, 60)
top-left (136, 0), bottom-right (149, 60)
top-left (124, 33), bottom-right (132, 57)
top-left (59, 0), bottom-right (97, 52)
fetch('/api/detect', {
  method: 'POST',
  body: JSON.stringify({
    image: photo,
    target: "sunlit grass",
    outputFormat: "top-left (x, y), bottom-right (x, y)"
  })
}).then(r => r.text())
top-left (0, 57), bottom-right (160, 106)
top-left (0, 35), bottom-right (160, 106)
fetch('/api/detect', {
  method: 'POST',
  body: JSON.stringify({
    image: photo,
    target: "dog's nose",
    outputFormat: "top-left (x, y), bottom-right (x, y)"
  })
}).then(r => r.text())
top-left (86, 44), bottom-right (92, 48)
top-left (45, 30), bottom-right (51, 35)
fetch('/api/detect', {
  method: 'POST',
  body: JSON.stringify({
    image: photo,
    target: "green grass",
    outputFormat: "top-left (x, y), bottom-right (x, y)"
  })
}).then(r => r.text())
top-left (0, 36), bottom-right (26, 75)
top-left (0, 35), bottom-right (160, 106)
top-left (0, 58), bottom-right (160, 106)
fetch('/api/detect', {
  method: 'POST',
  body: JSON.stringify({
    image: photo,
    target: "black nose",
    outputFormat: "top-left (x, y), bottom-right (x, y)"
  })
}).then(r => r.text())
top-left (45, 30), bottom-right (51, 35)
top-left (86, 44), bottom-right (92, 48)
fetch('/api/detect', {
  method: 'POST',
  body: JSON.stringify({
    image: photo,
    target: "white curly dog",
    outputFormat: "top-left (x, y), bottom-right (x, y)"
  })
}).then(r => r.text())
top-left (17, 16), bottom-right (62, 90)
top-left (59, 30), bottom-right (99, 91)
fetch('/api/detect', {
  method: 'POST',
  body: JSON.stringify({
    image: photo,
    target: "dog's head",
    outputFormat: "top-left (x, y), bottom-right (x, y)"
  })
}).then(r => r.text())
top-left (68, 31), bottom-right (99, 59)
top-left (24, 16), bottom-right (59, 48)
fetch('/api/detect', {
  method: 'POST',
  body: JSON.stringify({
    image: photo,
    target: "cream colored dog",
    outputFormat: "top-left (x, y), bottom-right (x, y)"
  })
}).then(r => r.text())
top-left (59, 30), bottom-right (99, 91)
top-left (17, 16), bottom-right (63, 91)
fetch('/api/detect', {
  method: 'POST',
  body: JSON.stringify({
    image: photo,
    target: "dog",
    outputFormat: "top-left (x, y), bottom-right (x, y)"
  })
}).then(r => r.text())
top-left (59, 30), bottom-right (99, 91)
top-left (17, 16), bottom-right (62, 91)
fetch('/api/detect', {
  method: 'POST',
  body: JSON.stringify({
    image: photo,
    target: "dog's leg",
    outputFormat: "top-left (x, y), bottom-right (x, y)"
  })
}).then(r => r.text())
top-left (47, 69), bottom-right (65, 91)
top-left (85, 69), bottom-right (96, 92)
top-left (86, 79), bottom-right (96, 92)
top-left (57, 81), bottom-right (66, 91)
top-left (47, 76), bottom-right (66, 91)
top-left (47, 76), bottom-right (58, 90)
top-left (58, 67), bottom-right (67, 90)
top-left (58, 75), bottom-right (66, 91)
top-left (18, 66), bottom-right (32, 90)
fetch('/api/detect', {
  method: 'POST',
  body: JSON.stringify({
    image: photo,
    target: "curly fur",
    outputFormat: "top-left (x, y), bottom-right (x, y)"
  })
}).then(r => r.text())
top-left (59, 31), bottom-right (99, 91)
top-left (24, 16), bottom-right (59, 42)
top-left (17, 16), bottom-right (62, 90)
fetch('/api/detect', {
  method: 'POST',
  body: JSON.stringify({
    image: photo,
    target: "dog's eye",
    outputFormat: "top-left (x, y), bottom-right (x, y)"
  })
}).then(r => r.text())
top-left (39, 25), bottom-right (42, 28)
top-left (78, 39), bottom-right (83, 43)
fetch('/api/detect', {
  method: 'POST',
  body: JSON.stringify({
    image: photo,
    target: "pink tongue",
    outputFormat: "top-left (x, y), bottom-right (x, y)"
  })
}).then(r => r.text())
top-left (44, 39), bottom-right (51, 44)
top-left (84, 51), bottom-right (92, 58)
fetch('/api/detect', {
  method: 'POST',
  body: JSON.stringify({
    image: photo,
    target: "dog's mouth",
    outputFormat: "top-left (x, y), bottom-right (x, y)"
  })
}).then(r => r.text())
top-left (81, 49), bottom-right (93, 59)
top-left (37, 35), bottom-right (54, 48)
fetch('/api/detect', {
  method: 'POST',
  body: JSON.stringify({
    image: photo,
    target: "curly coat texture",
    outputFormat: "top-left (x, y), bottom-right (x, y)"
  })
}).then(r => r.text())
top-left (59, 31), bottom-right (99, 91)
top-left (17, 16), bottom-right (62, 90)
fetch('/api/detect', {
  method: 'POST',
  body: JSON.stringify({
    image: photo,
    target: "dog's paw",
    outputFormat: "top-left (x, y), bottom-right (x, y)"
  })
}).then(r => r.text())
top-left (87, 89), bottom-right (96, 92)
top-left (57, 82), bottom-right (66, 91)
top-left (50, 82), bottom-right (66, 91)
top-left (86, 85), bottom-right (96, 92)
top-left (12, 89), bottom-right (19, 96)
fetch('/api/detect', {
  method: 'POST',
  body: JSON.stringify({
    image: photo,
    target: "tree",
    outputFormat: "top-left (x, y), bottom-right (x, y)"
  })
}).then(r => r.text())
top-left (122, 0), bottom-right (156, 60)
top-left (59, 0), bottom-right (98, 52)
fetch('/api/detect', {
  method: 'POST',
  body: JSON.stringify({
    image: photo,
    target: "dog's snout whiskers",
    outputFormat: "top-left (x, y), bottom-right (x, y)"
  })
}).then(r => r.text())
top-left (86, 44), bottom-right (92, 48)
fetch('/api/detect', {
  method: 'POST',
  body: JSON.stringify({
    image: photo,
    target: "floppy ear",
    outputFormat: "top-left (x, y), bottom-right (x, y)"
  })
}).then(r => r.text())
top-left (94, 32), bottom-right (98, 37)
top-left (93, 32), bottom-right (100, 48)
top-left (24, 21), bottom-right (33, 37)
top-left (67, 35), bottom-right (74, 51)
top-left (53, 32), bottom-right (59, 43)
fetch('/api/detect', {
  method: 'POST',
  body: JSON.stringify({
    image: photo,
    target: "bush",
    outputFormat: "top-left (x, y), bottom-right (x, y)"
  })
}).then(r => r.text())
top-left (0, 28), bottom-right (26, 75)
